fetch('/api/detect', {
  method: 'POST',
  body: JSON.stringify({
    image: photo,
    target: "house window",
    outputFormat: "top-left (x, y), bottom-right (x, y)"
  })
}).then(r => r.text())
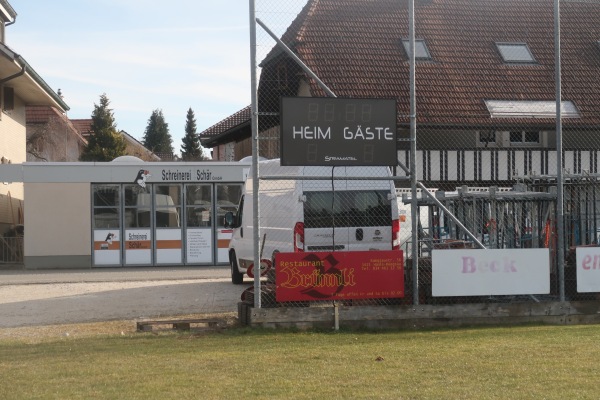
top-left (3, 86), bottom-right (14, 111)
top-left (496, 43), bottom-right (536, 63)
top-left (509, 131), bottom-right (541, 145)
top-left (277, 62), bottom-right (288, 89)
top-left (402, 39), bottom-right (432, 60)
top-left (478, 131), bottom-right (497, 147)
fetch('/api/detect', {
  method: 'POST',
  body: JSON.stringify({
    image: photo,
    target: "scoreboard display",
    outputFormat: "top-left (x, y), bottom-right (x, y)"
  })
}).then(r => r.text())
top-left (280, 97), bottom-right (397, 166)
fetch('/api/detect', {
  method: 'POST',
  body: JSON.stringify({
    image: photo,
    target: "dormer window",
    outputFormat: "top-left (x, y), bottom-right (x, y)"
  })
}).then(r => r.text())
top-left (496, 42), bottom-right (536, 63)
top-left (402, 39), bottom-right (432, 61)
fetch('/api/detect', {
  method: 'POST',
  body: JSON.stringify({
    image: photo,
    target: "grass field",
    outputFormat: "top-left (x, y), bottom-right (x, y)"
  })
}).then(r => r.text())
top-left (1, 319), bottom-right (600, 399)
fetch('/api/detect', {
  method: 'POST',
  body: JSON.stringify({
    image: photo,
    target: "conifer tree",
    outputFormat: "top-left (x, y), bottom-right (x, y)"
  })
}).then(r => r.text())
top-left (80, 93), bottom-right (126, 161)
top-left (181, 107), bottom-right (204, 161)
top-left (142, 109), bottom-right (174, 154)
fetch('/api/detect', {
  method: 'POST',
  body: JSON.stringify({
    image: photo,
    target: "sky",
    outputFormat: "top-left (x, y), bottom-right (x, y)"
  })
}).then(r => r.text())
top-left (8, 1), bottom-right (304, 157)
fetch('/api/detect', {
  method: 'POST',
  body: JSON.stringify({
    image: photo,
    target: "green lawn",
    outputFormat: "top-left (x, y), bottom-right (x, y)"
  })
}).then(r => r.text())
top-left (1, 324), bottom-right (599, 399)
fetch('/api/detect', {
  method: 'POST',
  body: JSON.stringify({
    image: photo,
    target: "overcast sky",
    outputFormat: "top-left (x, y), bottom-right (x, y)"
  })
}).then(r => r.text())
top-left (9, 1), bottom-right (304, 156)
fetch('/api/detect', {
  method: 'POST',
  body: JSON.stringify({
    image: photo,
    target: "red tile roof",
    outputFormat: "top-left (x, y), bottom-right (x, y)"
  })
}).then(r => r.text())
top-left (199, 106), bottom-right (251, 141)
top-left (70, 119), bottom-right (94, 137)
top-left (265, 0), bottom-right (600, 127)
top-left (26, 106), bottom-right (64, 124)
top-left (202, 0), bottom-right (600, 142)
top-left (26, 106), bottom-right (87, 145)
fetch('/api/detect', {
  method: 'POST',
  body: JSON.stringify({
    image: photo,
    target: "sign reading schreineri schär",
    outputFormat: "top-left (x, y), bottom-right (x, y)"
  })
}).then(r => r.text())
top-left (275, 251), bottom-right (404, 302)
top-left (432, 249), bottom-right (549, 297)
top-left (280, 97), bottom-right (397, 166)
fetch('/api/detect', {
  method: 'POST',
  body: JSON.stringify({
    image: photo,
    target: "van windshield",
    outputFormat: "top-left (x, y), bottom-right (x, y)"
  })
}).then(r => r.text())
top-left (304, 190), bottom-right (392, 228)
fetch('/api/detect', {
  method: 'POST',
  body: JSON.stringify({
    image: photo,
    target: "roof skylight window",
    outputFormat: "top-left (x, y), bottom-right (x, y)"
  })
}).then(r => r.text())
top-left (402, 39), bottom-right (432, 60)
top-left (485, 100), bottom-right (580, 118)
top-left (496, 43), bottom-right (536, 63)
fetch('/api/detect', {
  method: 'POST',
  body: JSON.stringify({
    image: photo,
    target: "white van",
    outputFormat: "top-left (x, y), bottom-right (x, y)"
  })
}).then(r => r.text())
top-left (224, 158), bottom-right (401, 284)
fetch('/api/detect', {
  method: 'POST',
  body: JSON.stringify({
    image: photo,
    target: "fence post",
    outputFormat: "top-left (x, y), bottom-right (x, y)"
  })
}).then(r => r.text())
top-left (249, 0), bottom-right (261, 308)
top-left (554, 0), bottom-right (565, 302)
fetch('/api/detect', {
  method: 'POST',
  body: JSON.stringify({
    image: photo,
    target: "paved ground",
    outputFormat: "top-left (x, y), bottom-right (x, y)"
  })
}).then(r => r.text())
top-left (0, 266), bottom-right (253, 328)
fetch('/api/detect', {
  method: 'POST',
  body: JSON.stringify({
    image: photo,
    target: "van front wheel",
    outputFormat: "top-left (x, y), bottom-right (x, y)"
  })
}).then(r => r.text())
top-left (231, 255), bottom-right (244, 285)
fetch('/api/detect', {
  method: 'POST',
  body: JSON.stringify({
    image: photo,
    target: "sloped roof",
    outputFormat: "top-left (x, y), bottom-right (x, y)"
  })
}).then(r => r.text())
top-left (70, 119), bottom-right (94, 137)
top-left (26, 106), bottom-right (63, 124)
top-left (202, 0), bottom-right (600, 142)
top-left (0, 0), bottom-right (16, 24)
top-left (268, 0), bottom-right (600, 127)
top-left (26, 106), bottom-right (87, 145)
top-left (199, 106), bottom-right (251, 145)
top-left (70, 118), bottom-right (160, 161)
top-left (120, 130), bottom-right (161, 161)
top-left (0, 43), bottom-right (69, 112)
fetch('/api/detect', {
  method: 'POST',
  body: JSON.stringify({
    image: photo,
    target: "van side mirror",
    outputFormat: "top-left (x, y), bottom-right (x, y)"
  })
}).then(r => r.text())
top-left (224, 211), bottom-right (236, 228)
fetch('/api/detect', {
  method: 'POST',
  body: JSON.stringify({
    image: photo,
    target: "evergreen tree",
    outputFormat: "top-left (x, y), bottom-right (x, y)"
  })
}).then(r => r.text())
top-left (80, 93), bottom-right (126, 161)
top-left (142, 109), bottom-right (174, 154)
top-left (180, 107), bottom-right (204, 161)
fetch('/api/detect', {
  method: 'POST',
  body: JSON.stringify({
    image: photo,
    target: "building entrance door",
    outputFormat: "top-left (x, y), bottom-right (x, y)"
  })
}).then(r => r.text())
top-left (123, 184), bottom-right (153, 265)
top-left (184, 184), bottom-right (213, 264)
top-left (215, 184), bottom-right (243, 263)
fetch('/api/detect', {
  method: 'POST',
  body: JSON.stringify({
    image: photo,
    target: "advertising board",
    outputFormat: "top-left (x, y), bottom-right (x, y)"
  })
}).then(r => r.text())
top-left (576, 246), bottom-right (600, 293)
top-left (275, 251), bottom-right (404, 302)
top-left (432, 249), bottom-right (550, 297)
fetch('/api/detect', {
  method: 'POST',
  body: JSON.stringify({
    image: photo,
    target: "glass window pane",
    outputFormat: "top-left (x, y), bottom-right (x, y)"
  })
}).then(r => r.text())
top-left (123, 208), bottom-right (151, 228)
top-left (402, 39), bottom-right (431, 60)
top-left (509, 131), bottom-right (523, 143)
top-left (138, 211), bottom-right (151, 227)
top-left (156, 185), bottom-right (181, 205)
top-left (479, 132), bottom-right (496, 143)
top-left (124, 209), bottom-right (136, 228)
top-left (497, 43), bottom-right (535, 63)
top-left (93, 185), bottom-right (119, 207)
top-left (94, 208), bottom-right (120, 228)
top-left (156, 207), bottom-right (181, 228)
top-left (186, 185), bottom-right (212, 206)
top-left (154, 185), bottom-right (181, 227)
top-left (125, 184), bottom-right (151, 206)
top-left (304, 191), bottom-right (391, 228)
top-left (186, 185), bottom-right (212, 227)
top-left (216, 184), bottom-right (242, 228)
top-left (524, 131), bottom-right (539, 142)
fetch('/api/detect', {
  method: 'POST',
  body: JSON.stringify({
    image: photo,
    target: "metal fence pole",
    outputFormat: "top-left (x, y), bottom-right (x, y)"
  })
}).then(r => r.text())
top-left (249, 0), bottom-right (261, 308)
top-left (409, 0), bottom-right (419, 305)
top-left (554, 0), bottom-right (565, 302)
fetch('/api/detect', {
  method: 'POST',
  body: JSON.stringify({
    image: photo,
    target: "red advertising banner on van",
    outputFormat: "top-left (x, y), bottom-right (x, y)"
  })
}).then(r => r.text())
top-left (275, 251), bottom-right (404, 302)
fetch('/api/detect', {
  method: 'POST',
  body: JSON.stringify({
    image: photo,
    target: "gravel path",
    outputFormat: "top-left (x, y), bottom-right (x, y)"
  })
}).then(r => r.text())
top-left (0, 268), bottom-right (252, 331)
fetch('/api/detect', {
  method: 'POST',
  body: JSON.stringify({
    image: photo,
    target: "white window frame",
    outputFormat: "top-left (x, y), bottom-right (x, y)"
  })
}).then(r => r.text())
top-left (495, 42), bottom-right (536, 64)
top-left (402, 39), bottom-right (432, 61)
top-left (495, 130), bottom-right (546, 148)
top-left (476, 131), bottom-right (498, 148)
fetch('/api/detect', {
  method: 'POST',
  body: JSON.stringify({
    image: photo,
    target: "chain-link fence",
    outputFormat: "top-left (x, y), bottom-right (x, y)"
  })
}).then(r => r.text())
top-left (241, 0), bottom-right (600, 310)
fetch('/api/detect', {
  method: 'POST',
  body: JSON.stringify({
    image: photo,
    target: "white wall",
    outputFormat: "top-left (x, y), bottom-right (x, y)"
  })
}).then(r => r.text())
top-left (0, 95), bottom-right (27, 199)
top-left (24, 182), bottom-right (91, 257)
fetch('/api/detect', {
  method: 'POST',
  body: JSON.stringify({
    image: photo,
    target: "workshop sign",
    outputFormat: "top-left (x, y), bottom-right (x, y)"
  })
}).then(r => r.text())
top-left (280, 97), bottom-right (397, 166)
top-left (275, 251), bottom-right (404, 302)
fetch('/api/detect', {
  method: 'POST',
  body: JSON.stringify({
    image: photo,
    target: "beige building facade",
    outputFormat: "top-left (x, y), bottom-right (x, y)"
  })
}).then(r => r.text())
top-left (3, 160), bottom-right (249, 269)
